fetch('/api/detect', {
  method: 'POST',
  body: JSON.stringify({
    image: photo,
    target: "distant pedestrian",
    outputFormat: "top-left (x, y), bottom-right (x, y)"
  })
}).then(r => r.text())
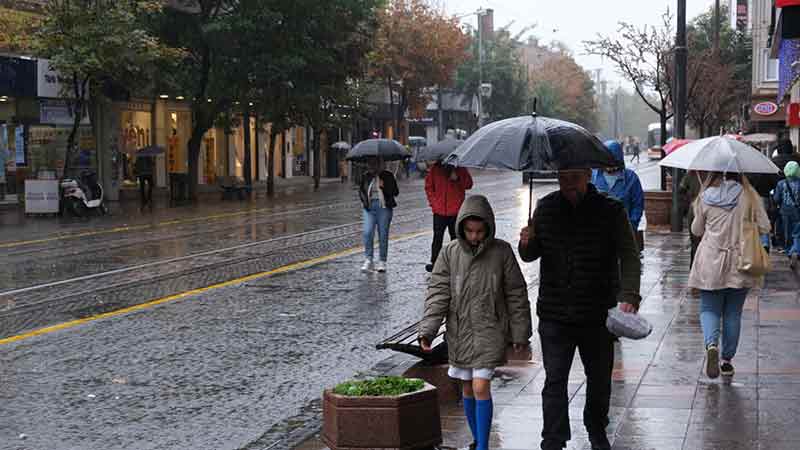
top-left (424, 162), bottom-right (473, 272)
top-left (592, 140), bottom-right (645, 232)
top-left (771, 138), bottom-right (800, 173)
top-left (339, 158), bottom-right (348, 183)
top-left (519, 167), bottom-right (641, 450)
top-left (358, 157), bottom-right (399, 273)
top-left (629, 138), bottom-right (641, 164)
top-left (773, 161), bottom-right (800, 268)
top-left (689, 172), bottom-right (770, 379)
top-left (134, 155), bottom-right (155, 209)
top-left (419, 195), bottom-right (531, 450)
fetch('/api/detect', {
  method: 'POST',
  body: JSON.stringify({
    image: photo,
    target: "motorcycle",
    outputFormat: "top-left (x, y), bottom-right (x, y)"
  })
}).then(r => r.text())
top-left (60, 171), bottom-right (107, 217)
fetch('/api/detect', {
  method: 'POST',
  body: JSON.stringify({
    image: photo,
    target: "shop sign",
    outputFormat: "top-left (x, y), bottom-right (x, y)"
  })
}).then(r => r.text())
top-left (36, 59), bottom-right (76, 99)
top-left (0, 56), bottom-right (36, 97)
top-left (736, 0), bottom-right (748, 30)
top-left (40, 99), bottom-right (90, 125)
top-left (753, 102), bottom-right (779, 116)
top-left (788, 103), bottom-right (800, 127)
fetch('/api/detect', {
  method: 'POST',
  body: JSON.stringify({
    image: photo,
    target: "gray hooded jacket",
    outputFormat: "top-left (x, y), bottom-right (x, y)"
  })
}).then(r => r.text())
top-left (419, 195), bottom-right (532, 368)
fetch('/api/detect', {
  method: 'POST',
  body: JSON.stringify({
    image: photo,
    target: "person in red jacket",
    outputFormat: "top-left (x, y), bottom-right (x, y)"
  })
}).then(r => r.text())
top-left (425, 161), bottom-right (473, 272)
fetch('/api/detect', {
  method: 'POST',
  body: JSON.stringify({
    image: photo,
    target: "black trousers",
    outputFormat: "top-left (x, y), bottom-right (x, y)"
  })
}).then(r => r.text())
top-left (539, 320), bottom-right (614, 446)
top-left (431, 214), bottom-right (457, 264)
top-left (138, 175), bottom-right (154, 205)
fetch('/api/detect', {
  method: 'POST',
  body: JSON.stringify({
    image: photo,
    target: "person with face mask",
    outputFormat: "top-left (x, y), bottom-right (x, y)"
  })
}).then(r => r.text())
top-left (591, 140), bottom-right (645, 232)
top-left (358, 157), bottom-right (399, 273)
top-left (518, 166), bottom-right (641, 450)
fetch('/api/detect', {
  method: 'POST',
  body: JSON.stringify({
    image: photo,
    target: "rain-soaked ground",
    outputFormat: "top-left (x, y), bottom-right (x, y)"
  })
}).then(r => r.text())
top-left (0, 161), bottom-right (703, 450)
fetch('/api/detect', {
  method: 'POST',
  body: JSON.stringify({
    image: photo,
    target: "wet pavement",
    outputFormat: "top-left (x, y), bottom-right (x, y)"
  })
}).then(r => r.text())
top-left (1, 159), bottom-right (725, 450)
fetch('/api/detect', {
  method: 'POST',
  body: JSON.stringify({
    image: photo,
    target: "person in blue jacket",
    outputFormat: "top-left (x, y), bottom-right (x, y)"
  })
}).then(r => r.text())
top-left (592, 140), bottom-right (645, 231)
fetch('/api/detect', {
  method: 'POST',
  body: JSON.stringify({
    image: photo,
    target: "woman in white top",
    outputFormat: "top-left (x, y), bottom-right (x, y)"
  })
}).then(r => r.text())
top-left (357, 157), bottom-right (399, 272)
top-left (689, 172), bottom-right (770, 379)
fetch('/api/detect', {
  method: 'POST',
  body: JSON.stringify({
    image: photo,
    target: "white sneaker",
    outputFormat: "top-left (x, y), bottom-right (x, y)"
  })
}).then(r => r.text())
top-left (375, 261), bottom-right (386, 273)
top-left (706, 344), bottom-right (720, 379)
top-left (361, 259), bottom-right (374, 272)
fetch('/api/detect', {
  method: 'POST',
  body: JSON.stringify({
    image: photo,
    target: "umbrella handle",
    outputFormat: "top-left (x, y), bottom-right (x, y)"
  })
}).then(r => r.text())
top-left (528, 176), bottom-right (534, 220)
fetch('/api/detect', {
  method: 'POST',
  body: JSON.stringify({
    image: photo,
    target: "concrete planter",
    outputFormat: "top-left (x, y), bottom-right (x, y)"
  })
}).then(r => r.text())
top-left (644, 190), bottom-right (673, 230)
top-left (322, 381), bottom-right (442, 450)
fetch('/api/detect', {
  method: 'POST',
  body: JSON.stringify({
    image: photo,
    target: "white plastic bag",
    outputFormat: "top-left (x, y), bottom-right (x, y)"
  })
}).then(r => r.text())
top-left (606, 307), bottom-right (652, 340)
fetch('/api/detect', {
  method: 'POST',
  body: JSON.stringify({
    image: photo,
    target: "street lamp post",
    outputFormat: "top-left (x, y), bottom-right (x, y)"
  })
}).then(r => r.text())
top-left (477, 9), bottom-right (487, 127)
top-left (672, 0), bottom-right (688, 232)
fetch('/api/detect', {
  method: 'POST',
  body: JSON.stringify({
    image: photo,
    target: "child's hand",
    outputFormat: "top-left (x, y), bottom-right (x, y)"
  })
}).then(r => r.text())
top-left (512, 343), bottom-right (527, 352)
top-left (449, 171), bottom-right (459, 181)
top-left (419, 337), bottom-right (432, 352)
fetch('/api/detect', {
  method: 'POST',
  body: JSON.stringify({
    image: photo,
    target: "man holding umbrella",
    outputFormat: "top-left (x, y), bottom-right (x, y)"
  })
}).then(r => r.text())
top-left (519, 167), bottom-right (641, 450)
top-left (423, 139), bottom-right (473, 273)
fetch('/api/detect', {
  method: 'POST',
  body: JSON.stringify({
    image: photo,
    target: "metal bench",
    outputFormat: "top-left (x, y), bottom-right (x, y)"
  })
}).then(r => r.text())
top-left (376, 320), bottom-right (448, 364)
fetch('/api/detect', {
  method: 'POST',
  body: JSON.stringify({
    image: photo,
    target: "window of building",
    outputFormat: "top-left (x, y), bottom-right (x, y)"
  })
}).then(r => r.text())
top-left (763, 48), bottom-right (779, 82)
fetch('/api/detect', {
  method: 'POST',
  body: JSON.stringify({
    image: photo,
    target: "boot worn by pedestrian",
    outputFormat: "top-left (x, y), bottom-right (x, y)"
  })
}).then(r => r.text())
top-left (706, 344), bottom-right (720, 379)
top-left (375, 261), bottom-right (386, 273)
top-left (540, 440), bottom-right (566, 450)
top-left (425, 263), bottom-right (434, 273)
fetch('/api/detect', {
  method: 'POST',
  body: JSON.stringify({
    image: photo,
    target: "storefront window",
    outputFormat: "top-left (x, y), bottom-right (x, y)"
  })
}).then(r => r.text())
top-left (120, 110), bottom-right (151, 185)
top-left (28, 125), bottom-right (95, 178)
top-left (168, 111), bottom-right (191, 174)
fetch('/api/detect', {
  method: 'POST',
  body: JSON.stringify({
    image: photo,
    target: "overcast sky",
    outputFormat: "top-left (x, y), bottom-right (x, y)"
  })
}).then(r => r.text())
top-left (442, 0), bottom-right (723, 91)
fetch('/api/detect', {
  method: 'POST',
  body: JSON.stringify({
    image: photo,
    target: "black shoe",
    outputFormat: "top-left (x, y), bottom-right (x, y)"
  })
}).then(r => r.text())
top-left (425, 263), bottom-right (434, 273)
top-left (721, 361), bottom-right (735, 377)
top-left (589, 433), bottom-right (611, 450)
top-left (541, 440), bottom-right (566, 450)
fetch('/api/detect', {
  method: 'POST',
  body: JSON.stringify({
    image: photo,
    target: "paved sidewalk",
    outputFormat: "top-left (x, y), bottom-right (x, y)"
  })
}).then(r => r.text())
top-left (295, 233), bottom-right (800, 450)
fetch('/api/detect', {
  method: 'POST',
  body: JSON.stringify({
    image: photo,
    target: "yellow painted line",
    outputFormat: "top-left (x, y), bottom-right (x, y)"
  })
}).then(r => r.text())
top-left (0, 230), bottom-right (430, 346)
top-left (0, 207), bottom-right (276, 249)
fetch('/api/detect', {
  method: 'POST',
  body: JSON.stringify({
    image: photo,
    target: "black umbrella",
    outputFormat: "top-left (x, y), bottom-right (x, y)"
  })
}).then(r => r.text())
top-left (416, 138), bottom-right (465, 162)
top-left (136, 145), bottom-right (165, 157)
top-left (345, 138), bottom-right (410, 162)
top-left (445, 114), bottom-right (616, 217)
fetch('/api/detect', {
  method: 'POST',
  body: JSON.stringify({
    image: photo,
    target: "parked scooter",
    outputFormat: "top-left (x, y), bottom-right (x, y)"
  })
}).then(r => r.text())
top-left (60, 171), bottom-right (107, 217)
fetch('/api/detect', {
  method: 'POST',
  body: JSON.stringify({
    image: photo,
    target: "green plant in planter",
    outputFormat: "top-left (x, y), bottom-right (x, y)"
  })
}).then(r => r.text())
top-left (333, 376), bottom-right (424, 397)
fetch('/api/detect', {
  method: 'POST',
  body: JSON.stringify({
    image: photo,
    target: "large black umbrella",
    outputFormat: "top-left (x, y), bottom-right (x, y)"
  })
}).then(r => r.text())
top-left (345, 138), bottom-right (410, 162)
top-left (416, 138), bottom-right (464, 162)
top-left (445, 114), bottom-right (616, 217)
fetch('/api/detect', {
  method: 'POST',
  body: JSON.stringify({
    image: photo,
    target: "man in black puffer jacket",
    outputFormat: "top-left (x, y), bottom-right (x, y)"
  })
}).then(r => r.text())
top-left (519, 168), bottom-right (641, 450)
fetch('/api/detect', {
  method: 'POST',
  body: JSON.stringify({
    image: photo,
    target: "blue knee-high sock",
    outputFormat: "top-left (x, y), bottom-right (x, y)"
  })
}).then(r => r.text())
top-left (463, 396), bottom-right (477, 443)
top-left (475, 398), bottom-right (493, 450)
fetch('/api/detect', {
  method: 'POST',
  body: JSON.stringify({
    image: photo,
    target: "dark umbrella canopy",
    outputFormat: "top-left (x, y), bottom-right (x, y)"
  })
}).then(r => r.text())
top-left (345, 139), bottom-right (410, 162)
top-left (136, 145), bottom-right (165, 157)
top-left (444, 115), bottom-right (616, 172)
top-left (416, 138), bottom-right (464, 162)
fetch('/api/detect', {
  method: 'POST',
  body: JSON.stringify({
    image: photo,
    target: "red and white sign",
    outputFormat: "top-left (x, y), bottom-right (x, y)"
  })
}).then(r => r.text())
top-left (753, 102), bottom-right (779, 116)
top-left (788, 103), bottom-right (800, 127)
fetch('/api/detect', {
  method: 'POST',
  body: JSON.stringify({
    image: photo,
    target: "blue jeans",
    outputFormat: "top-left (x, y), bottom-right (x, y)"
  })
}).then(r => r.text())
top-left (781, 210), bottom-right (800, 252)
top-left (790, 221), bottom-right (800, 257)
top-left (700, 288), bottom-right (748, 361)
top-left (363, 199), bottom-right (393, 261)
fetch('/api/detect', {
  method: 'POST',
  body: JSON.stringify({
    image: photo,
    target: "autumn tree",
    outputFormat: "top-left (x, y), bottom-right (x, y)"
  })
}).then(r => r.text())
top-left (369, 0), bottom-right (469, 143)
top-left (28, 0), bottom-right (178, 177)
top-left (529, 49), bottom-right (598, 131)
top-left (584, 11), bottom-right (675, 147)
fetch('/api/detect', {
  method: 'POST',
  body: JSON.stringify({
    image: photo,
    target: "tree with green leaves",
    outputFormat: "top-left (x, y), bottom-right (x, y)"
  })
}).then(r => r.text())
top-left (456, 28), bottom-right (531, 125)
top-left (29, 0), bottom-right (179, 177)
